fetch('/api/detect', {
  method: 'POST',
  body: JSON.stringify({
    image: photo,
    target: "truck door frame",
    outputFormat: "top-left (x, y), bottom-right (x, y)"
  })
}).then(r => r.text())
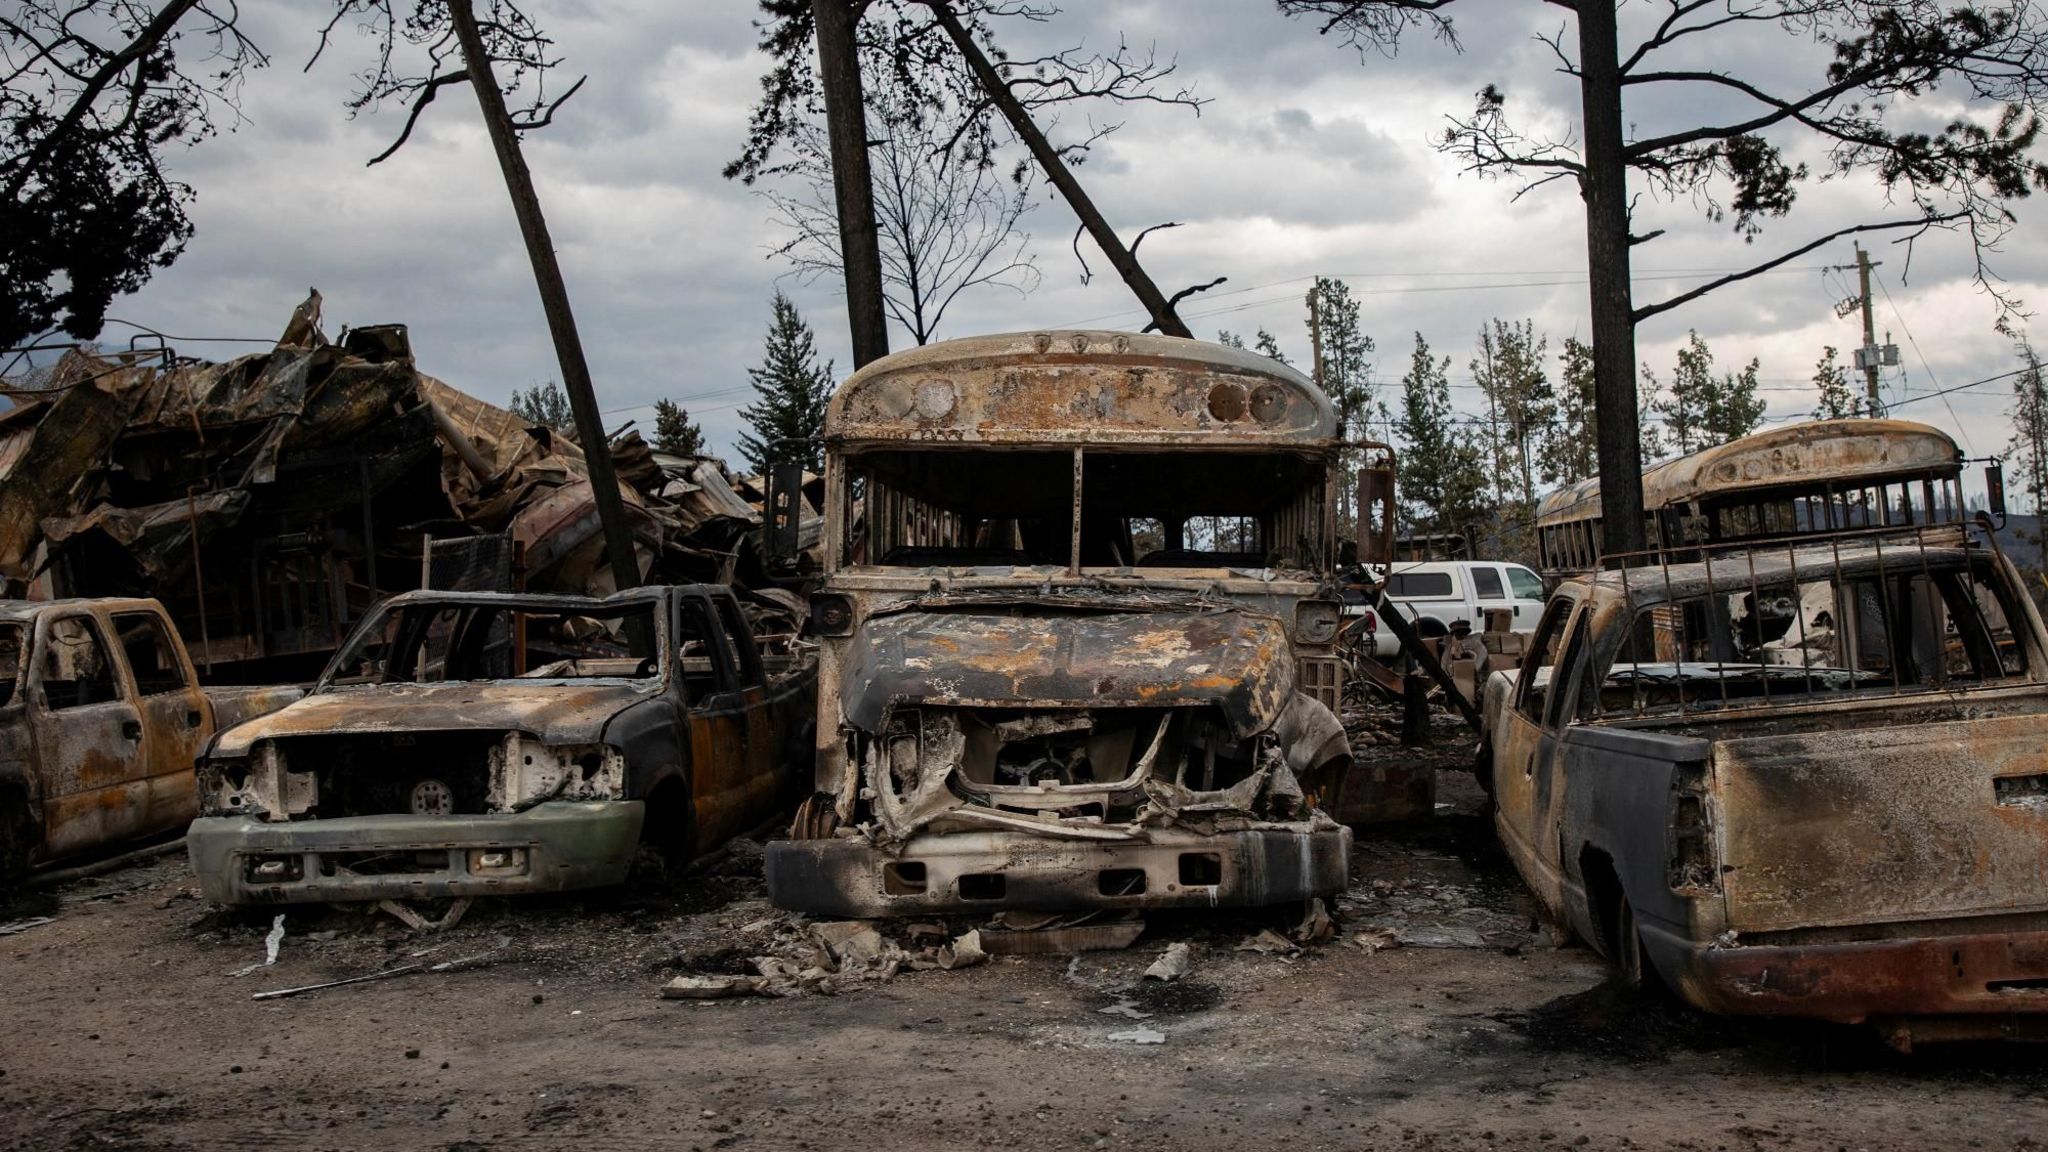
top-left (107, 608), bottom-right (210, 840)
top-left (28, 608), bottom-right (148, 861)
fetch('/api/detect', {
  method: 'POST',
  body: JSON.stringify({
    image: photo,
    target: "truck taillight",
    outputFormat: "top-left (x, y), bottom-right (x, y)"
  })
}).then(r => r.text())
top-left (1667, 763), bottom-right (1717, 894)
top-left (1362, 610), bottom-right (1377, 632)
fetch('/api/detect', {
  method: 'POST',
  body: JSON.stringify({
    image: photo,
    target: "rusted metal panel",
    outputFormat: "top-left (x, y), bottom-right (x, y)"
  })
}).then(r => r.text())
top-left (0, 354), bottom-right (151, 580)
top-left (1714, 711), bottom-right (2048, 933)
top-left (839, 604), bottom-right (1293, 738)
top-left (827, 330), bottom-right (1338, 447)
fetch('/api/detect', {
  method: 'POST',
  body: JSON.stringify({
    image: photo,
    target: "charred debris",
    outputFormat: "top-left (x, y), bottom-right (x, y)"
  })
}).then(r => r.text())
top-left (0, 295), bottom-right (817, 683)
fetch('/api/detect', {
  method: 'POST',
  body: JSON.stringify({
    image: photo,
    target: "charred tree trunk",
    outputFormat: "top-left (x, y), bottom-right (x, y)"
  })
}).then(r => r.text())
top-left (448, 0), bottom-right (640, 591)
top-left (813, 0), bottom-right (891, 369)
top-left (1576, 0), bottom-right (1646, 561)
top-left (927, 2), bottom-right (1191, 338)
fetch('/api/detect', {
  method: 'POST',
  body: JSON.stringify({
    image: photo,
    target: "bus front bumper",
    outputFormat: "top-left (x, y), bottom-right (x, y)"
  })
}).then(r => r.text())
top-left (764, 825), bottom-right (1350, 918)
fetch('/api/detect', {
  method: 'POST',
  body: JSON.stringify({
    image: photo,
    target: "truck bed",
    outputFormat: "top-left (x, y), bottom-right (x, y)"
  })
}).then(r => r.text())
top-left (1602, 684), bottom-right (2048, 937)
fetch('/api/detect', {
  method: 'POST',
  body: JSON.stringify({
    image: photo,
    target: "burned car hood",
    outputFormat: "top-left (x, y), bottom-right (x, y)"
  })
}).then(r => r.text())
top-left (209, 680), bottom-right (653, 756)
top-left (839, 606), bottom-right (1294, 738)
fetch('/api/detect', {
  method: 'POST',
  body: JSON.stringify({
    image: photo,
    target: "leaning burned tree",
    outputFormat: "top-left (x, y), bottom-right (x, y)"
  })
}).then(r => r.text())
top-left (731, 1), bottom-right (1211, 355)
top-left (1282, 0), bottom-right (2048, 558)
top-left (314, 0), bottom-right (637, 592)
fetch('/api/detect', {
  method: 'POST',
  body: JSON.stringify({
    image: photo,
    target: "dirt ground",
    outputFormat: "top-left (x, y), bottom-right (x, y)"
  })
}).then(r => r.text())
top-left (5, 759), bottom-right (2047, 1152)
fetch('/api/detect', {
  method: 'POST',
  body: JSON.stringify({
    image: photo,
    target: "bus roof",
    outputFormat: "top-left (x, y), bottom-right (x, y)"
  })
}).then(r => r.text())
top-left (1535, 418), bottom-right (1963, 527)
top-left (824, 330), bottom-right (1339, 447)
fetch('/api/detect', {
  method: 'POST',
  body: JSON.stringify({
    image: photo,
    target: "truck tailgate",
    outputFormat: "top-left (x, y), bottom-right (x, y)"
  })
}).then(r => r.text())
top-left (1715, 710), bottom-right (2048, 934)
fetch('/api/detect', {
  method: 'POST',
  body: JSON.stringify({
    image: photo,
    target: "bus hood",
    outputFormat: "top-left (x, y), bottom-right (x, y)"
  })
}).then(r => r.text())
top-left (838, 604), bottom-right (1295, 738)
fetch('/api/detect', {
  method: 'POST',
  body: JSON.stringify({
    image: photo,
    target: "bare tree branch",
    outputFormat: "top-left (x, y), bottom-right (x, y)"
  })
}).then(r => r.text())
top-left (1632, 211), bottom-right (1969, 323)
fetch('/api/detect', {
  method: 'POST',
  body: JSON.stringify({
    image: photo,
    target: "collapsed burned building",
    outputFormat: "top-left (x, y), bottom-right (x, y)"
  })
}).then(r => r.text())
top-left (0, 297), bottom-right (804, 683)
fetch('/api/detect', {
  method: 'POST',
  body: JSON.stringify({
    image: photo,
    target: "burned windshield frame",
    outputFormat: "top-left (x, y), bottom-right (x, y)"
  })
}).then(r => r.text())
top-left (839, 445), bottom-right (1330, 572)
top-left (319, 600), bottom-right (665, 687)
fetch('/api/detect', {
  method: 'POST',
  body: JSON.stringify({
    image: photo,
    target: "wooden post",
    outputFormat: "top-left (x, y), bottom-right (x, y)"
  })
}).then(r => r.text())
top-left (1576, 0), bottom-right (1647, 561)
top-left (813, 0), bottom-right (891, 369)
top-left (1856, 243), bottom-right (1882, 410)
top-left (928, 1), bottom-right (1191, 338)
top-left (448, 0), bottom-right (640, 592)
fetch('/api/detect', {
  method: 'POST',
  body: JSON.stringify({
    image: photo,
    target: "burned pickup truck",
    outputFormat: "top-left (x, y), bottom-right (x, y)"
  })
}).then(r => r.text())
top-left (188, 585), bottom-right (814, 905)
top-left (0, 597), bottom-right (299, 884)
top-left (766, 332), bottom-right (1368, 917)
top-left (1480, 520), bottom-right (2048, 1046)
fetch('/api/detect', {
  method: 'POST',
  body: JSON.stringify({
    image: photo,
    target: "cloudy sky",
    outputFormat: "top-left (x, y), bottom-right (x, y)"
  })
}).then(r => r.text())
top-left (111, 1), bottom-right (2048, 498)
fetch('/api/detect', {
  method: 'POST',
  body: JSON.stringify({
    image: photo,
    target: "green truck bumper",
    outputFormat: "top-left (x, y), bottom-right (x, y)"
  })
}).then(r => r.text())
top-left (187, 800), bottom-right (645, 905)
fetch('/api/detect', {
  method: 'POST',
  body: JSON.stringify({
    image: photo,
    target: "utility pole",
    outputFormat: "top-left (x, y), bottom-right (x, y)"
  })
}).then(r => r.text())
top-left (813, 0), bottom-right (890, 370)
top-left (1831, 243), bottom-right (1898, 416)
top-left (1306, 285), bottom-right (1325, 399)
top-left (1856, 243), bottom-right (1880, 411)
top-left (449, 0), bottom-right (640, 592)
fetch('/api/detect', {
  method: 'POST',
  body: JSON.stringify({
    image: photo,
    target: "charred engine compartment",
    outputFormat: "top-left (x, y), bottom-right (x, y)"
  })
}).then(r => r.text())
top-left (198, 730), bottom-right (627, 821)
top-left (857, 703), bottom-right (1312, 846)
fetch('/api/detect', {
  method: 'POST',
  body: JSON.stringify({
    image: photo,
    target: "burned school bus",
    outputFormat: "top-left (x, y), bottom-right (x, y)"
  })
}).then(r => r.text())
top-left (765, 331), bottom-right (1373, 917)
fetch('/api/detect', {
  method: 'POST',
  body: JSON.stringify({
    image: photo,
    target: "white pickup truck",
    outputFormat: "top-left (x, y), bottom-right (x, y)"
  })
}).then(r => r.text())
top-left (1348, 560), bottom-right (1546, 657)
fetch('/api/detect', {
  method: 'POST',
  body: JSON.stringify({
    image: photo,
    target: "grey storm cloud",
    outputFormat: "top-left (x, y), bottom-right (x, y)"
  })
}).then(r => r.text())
top-left (97, 1), bottom-right (2048, 475)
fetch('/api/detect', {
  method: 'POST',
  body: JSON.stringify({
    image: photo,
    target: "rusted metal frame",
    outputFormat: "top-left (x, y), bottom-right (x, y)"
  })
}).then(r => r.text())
top-left (1656, 552), bottom-right (1689, 718)
top-left (1868, 532), bottom-right (1903, 696)
top-left (1742, 548), bottom-right (1771, 707)
top-left (183, 486), bottom-right (213, 675)
top-left (1069, 447), bottom-right (1084, 576)
top-left (1782, 537), bottom-right (1817, 699)
top-left (822, 456), bottom-right (846, 577)
top-left (357, 457), bottom-right (378, 606)
top-left (1909, 521), bottom-right (1947, 690)
top-left (1698, 547), bottom-right (1730, 710)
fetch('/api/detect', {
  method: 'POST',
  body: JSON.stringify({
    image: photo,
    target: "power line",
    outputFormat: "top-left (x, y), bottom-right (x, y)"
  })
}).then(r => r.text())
top-left (1054, 264), bottom-right (1831, 329)
top-left (1871, 269), bottom-right (1973, 453)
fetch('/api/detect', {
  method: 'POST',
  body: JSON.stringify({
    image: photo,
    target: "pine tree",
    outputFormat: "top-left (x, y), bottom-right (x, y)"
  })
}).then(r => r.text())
top-left (1219, 328), bottom-right (1290, 364)
top-left (2011, 343), bottom-right (2048, 517)
top-left (1471, 318), bottom-right (1555, 513)
top-left (1393, 333), bottom-right (1488, 539)
top-left (1811, 347), bottom-right (1867, 420)
top-left (1544, 337), bottom-right (1599, 485)
top-left (738, 292), bottom-right (836, 475)
top-left (1306, 278), bottom-right (1378, 533)
top-left (510, 380), bottom-right (574, 433)
top-left (2011, 343), bottom-right (2048, 600)
top-left (653, 399), bottom-right (707, 456)
top-left (1647, 331), bottom-right (1764, 456)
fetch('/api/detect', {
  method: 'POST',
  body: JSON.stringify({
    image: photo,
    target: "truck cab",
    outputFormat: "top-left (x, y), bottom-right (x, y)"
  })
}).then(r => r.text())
top-left (187, 585), bottom-right (815, 905)
top-left (0, 598), bottom-right (297, 882)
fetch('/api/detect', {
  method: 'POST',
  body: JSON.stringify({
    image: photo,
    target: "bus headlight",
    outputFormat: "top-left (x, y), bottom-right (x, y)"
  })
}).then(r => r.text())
top-left (1294, 599), bottom-right (1341, 645)
top-left (811, 593), bottom-right (856, 637)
